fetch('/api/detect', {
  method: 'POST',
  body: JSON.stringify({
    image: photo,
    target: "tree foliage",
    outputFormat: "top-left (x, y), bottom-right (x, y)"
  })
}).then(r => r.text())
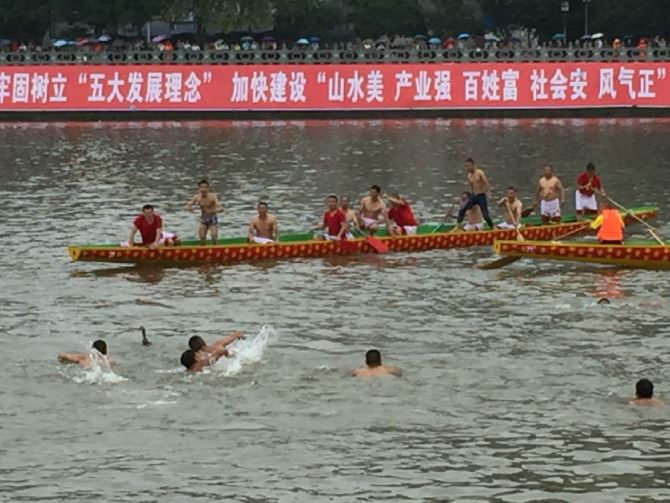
top-left (0, 0), bottom-right (668, 41)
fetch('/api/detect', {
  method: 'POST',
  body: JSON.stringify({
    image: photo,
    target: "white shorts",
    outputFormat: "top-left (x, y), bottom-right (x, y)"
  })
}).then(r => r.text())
top-left (323, 234), bottom-right (342, 241)
top-left (391, 224), bottom-right (417, 235)
top-left (540, 199), bottom-right (561, 218)
top-left (251, 236), bottom-right (274, 244)
top-left (361, 217), bottom-right (381, 229)
top-left (496, 221), bottom-right (519, 230)
top-left (575, 192), bottom-right (597, 211)
top-left (120, 231), bottom-right (176, 247)
top-left (463, 223), bottom-right (483, 231)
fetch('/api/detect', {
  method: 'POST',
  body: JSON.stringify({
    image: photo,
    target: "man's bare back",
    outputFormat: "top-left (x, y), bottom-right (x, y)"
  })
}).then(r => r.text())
top-left (352, 365), bottom-right (401, 378)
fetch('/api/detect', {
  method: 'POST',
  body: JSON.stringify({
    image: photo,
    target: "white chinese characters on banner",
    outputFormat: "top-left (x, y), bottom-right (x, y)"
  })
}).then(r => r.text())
top-left (0, 72), bottom-right (69, 104)
top-left (598, 66), bottom-right (667, 100)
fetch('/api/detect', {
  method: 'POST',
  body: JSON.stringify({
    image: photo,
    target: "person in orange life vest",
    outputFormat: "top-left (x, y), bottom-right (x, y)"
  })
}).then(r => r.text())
top-left (590, 204), bottom-right (624, 244)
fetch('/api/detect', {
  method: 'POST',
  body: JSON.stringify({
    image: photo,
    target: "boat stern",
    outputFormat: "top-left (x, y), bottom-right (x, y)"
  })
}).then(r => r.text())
top-left (67, 245), bottom-right (82, 262)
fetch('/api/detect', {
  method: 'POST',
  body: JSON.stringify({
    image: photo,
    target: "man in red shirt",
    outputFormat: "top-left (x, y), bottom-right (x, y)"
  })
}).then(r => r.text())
top-left (126, 204), bottom-right (177, 248)
top-left (313, 196), bottom-right (348, 240)
top-left (575, 163), bottom-right (604, 219)
top-left (385, 193), bottom-right (418, 236)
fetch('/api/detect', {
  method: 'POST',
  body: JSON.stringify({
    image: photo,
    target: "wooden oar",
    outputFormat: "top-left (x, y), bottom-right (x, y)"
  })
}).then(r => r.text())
top-left (478, 201), bottom-right (525, 270)
top-left (595, 190), bottom-right (665, 245)
top-left (479, 220), bottom-right (592, 270)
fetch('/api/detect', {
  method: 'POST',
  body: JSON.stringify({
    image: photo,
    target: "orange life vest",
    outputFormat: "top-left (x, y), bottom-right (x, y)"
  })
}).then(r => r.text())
top-left (598, 209), bottom-right (623, 242)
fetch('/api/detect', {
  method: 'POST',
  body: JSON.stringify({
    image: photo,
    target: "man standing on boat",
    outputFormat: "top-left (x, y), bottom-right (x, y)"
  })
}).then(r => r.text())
top-left (126, 204), bottom-right (178, 248)
top-left (536, 165), bottom-right (565, 225)
top-left (247, 202), bottom-right (279, 244)
top-left (575, 163), bottom-right (604, 219)
top-left (497, 187), bottom-right (523, 229)
top-left (184, 179), bottom-right (223, 244)
top-left (455, 158), bottom-right (494, 230)
top-left (359, 185), bottom-right (387, 234)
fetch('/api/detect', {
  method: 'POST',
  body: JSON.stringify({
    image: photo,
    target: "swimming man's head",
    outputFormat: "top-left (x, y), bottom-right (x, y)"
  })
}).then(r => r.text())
top-left (188, 336), bottom-right (207, 352)
top-left (365, 349), bottom-right (382, 367)
top-left (636, 378), bottom-right (654, 399)
top-left (92, 340), bottom-right (107, 355)
top-left (180, 349), bottom-right (198, 370)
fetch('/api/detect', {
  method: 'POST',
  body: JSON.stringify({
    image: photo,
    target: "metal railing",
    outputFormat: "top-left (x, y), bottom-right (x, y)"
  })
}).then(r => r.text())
top-left (1, 47), bottom-right (669, 65)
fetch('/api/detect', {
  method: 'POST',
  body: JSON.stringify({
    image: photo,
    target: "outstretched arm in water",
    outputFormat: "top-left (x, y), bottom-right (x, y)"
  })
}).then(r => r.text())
top-left (211, 331), bottom-right (246, 351)
top-left (58, 352), bottom-right (86, 365)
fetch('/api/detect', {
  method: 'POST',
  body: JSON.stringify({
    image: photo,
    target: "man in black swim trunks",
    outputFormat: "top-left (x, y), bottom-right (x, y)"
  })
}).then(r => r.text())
top-left (184, 179), bottom-right (223, 244)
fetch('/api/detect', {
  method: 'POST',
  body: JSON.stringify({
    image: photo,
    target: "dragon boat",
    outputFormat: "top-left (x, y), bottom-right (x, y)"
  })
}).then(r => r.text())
top-left (491, 238), bottom-right (670, 270)
top-left (67, 206), bottom-right (658, 265)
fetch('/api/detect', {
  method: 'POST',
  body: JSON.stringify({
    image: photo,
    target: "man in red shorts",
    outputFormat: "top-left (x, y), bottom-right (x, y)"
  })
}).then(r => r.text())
top-left (313, 195), bottom-right (348, 240)
top-left (385, 193), bottom-right (418, 236)
top-left (126, 204), bottom-right (178, 248)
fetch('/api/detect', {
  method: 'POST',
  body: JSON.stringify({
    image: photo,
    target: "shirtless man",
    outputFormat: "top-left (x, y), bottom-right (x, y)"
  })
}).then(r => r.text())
top-left (184, 179), bottom-right (223, 244)
top-left (340, 195), bottom-right (360, 231)
top-left (359, 185), bottom-right (386, 234)
top-left (58, 340), bottom-right (111, 370)
top-left (536, 165), bottom-right (565, 225)
top-left (352, 349), bottom-right (401, 378)
top-left (630, 378), bottom-right (664, 406)
top-left (456, 158), bottom-right (494, 230)
top-left (188, 331), bottom-right (246, 356)
top-left (247, 202), bottom-right (279, 244)
top-left (497, 187), bottom-right (524, 229)
top-left (180, 345), bottom-right (230, 374)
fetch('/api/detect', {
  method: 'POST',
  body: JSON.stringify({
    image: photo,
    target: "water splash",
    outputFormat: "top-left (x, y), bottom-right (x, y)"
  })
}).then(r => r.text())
top-left (71, 350), bottom-right (127, 385)
top-left (213, 325), bottom-right (275, 376)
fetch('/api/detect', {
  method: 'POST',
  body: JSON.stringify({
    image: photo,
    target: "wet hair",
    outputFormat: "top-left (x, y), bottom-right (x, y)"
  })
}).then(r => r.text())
top-left (92, 340), bottom-right (107, 355)
top-left (328, 195), bottom-right (338, 202)
top-left (370, 185), bottom-right (381, 193)
top-left (142, 204), bottom-right (154, 211)
top-left (544, 164), bottom-right (554, 172)
top-left (180, 349), bottom-right (197, 370)
top-left (597, 298), bottom-right (611, 305)
top-left (465, 158), bottom-right (475, 164)
top-left (507, 186), bottom-right (517, 192)
top-left (199, 179), bottom-right (209, 187)
top-left (365, 349), bottom-right (382, 367)
top-left (586, 163), bottom-right (596, 172)
top-left (258, 201), bottom-right (269, 209)
top-left (188, 335), bottom-right (206, 351)
top-left (636, 378), bottom-right (654, 399)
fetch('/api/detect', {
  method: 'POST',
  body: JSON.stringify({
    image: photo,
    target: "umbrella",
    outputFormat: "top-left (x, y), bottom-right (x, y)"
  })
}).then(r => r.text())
top-left (581, 34), bottom-right (592, 40)
top-left (428, 37), bottom-right (441, 44)
top-left (53, 40), bottom-right (69, 48)
top-left (484, 33), bottom-right (500, 42)
top-left (591, 32), bottom-right (604, 39)
top-left (309, 36), bottom-right (320, 43)
top-left (98, 34), bottom-right (112, 43)
top-left (296, 38), bottom-right (309, 45)
top-left (152, 34), bottom-right (168, 43)
top-left (262, 36), bottom-right (275, 42)
top-left (457, 33), bottom-right (470, 40)
top-left (0, 39), bottom-right (11, 47)
top-left (552, 33), bottom-right (566, 40)
top-left (414, 34), bottom-right (426, 40)
top-left (241, 36), bottom-right (254, 42)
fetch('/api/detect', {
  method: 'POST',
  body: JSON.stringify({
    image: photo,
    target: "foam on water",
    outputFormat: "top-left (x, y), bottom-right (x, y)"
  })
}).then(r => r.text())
top-left (70, 350), bottom-right (128, 385)
top-left (212, 325), bottom-right (275, 376)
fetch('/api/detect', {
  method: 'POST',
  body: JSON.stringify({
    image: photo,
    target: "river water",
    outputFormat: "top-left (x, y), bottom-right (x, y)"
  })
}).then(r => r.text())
top-left (1, 118), bottom-right (669, 502)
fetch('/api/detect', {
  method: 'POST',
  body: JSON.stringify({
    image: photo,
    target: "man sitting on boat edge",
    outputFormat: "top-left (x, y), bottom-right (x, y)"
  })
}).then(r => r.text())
top-left (497, 187), bottom-right (523, 229)
top-left (247, 201), bottom-right (279, 244)
top-left (385, 193), bottom-right (418, 236)
top-left (123, 204), bottom-right (179, 248)
top-left (312, 195), bottom-right (349, 241)
top-left (359, 185), bottom-right (387, 234)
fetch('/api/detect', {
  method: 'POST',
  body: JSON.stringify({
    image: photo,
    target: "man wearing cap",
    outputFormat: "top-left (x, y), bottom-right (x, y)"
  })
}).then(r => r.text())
top-left (575, 163), bottom-right (604, 220)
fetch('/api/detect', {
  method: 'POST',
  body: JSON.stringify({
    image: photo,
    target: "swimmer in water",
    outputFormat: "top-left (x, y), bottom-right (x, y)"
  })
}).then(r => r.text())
top-left (188, 331), bottom-right (245, 355)
top-left (58, 340), bottom-right (111, 369)
top-left (630, 378), bottom-right (664, 406)
top-left (352, 349), bottom-right (401, 378)
top-left (597, 298), bottom-right (611, 305)
top-left (180, 345), bottom-right (230, 373)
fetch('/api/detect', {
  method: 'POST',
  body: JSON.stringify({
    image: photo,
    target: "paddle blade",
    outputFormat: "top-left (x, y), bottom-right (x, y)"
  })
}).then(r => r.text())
top-left (478, 256), bottom-right (521, 270)
top-left (365, 235), bottom-right (388, 254)
top-left (521, 207), bottom-right (535, 218)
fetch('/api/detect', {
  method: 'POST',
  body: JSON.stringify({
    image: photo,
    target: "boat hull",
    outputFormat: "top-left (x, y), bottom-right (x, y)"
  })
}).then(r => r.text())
top-left (67, 207), bottom-right (658, 265)
top-left (493, 239), bottom-right (670, 270)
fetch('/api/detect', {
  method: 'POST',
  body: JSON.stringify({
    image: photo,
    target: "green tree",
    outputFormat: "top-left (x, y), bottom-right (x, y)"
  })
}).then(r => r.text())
top-left (347, 0), bottom-right (425, 38)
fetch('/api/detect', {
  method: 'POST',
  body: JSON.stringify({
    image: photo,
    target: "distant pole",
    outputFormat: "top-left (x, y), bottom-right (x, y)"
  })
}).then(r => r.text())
top-left (583, 0), bottom-right (591, 37)
top-left (147, 20), bottom-right (151, 46)
top-left (561, 1), bottom-right (570, 42)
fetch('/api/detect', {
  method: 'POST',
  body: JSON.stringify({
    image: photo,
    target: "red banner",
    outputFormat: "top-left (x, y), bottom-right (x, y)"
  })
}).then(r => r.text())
top-left (0, 63), bottom-right (668, 111)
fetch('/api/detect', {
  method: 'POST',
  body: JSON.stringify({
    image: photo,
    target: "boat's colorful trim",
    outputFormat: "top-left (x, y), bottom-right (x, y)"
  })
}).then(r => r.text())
top-left (67, 206), bottom-right (658, 265)
top-left (492, 239), bottom-right (670, 270)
